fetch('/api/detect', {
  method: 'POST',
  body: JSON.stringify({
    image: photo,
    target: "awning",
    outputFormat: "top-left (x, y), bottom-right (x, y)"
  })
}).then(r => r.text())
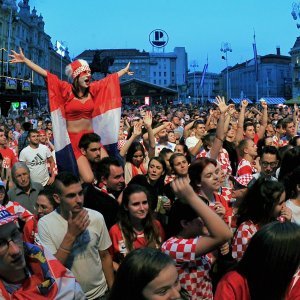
top-left (229, 98), bottom-right (253, 104)
top-left (259, 97), bottom-right (285, 105)
top-left (285, 97), bottom-right (300, 105)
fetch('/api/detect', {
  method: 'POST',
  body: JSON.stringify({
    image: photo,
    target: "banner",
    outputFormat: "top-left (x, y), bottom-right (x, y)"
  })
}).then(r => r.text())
top-left (200, 63), bottom-right (208, 88)
top-left (252, 42), bottom-right (258, 82)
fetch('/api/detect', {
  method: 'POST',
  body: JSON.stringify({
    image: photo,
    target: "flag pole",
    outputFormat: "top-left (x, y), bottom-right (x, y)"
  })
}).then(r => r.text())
top-left (253, 29), bottom-right (259, 103)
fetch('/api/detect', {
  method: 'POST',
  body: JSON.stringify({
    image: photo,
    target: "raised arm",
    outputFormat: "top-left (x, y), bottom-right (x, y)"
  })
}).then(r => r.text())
top-left (183, 120), bottom-right (196, 139)
top-left (210, 96), bottom-right (228, 160)
top-left (119, 123), bottom-right (142, 158)
top-left (293, 103), bottom-right (299, 135)
top-left (171, 177), bottom-right (232, 256)
top-left (235, 99), bottom-right (248, 143)
top-left (117, 62), bottom-right (134, 78)
top-left (257, 100), bottom-right (268, 139)
top-left (9, 47), bottom-right (47, 78)
top-left (143, 111), bottom-right (155, 158)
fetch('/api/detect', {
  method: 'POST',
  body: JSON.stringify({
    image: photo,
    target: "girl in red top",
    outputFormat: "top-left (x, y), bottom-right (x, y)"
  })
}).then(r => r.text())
top-left (215, 222), bottom-right (300, 300)
top-left (109, 184), bottom-right (165, 271)
top-left (10, 48), bottom-right (132, 183)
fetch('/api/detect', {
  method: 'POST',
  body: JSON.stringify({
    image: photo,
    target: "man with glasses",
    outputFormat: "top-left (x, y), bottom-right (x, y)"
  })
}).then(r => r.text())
top-left (0, 208), bottom-right (85, 298)
top-left (249, 146), bottom-right (279, 186)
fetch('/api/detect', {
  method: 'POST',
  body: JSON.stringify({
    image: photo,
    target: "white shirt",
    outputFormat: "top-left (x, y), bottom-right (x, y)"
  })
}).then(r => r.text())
top-left (19, 144), bottom-right (52, 186)
top-left (185, 136), bottom-right (200, 149)
top-left (286, 200), bottom-right (300, 225)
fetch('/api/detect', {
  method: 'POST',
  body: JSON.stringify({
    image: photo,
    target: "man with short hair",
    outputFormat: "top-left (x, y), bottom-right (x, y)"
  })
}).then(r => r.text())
top-left (236, 139), bottom-right (258, 176)
top-left (281, 117), bottom-right (296, 142)
top-left (84, 157), bottom-right (125, 230)
top-left (0, 208), bottom-right (85, 299)
top-left (185, 120), bottom-right (205, 156)
top-left (19, 129), bottom-right (55, 186)
top-left (79, 132), bottom-right (108, 171)
top-left (18, 122), bottom-right (32, 153)
top-left (249, 146), bottom-right (279, 186)
top-left (8, 162), bottom-right (43, 214)
top-left (38, 172), bottom-right (114, 299)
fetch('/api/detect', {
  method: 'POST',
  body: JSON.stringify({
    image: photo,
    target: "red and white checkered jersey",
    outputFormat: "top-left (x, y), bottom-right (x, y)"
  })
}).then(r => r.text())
top-left (161, 236), bottom-right (213, 300)
top-left (232, 220), bottom-right (259, 262)
top-left (5, 201), bottom-right (33, 222)
top-left (197, 148), bottom-right (232, 176)
top-left (236, 159), bottom-right (256, 176)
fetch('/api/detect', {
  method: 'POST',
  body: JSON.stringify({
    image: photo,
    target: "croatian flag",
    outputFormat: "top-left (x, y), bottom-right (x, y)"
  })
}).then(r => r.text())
top-left (46, 73), bottom-right (121, 175)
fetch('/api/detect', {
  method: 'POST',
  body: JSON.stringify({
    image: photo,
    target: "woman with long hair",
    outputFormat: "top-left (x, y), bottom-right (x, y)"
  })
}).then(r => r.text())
top-left (232, 178), bottom-right (292, 261)
top-left (215, 222), bottom-right (300, 300)
top-left (129, 156), bottom-right (167, 211)
top-left (108, 248), bottom-right (184, 300)
top-left (189, 157), bottom-right (231, 224)
top-left (120, 111), bottom-right (155, 184)
top-left (10, 48), bottom-right (132, 183)
top-left (109, 184), bottom-right (165, 271)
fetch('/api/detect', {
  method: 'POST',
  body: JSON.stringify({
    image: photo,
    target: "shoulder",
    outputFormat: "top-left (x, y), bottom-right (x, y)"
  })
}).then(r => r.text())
top-left (86, 208), bottom-right (105, 223)
top-left (38, 210), bottom-right (60, 227)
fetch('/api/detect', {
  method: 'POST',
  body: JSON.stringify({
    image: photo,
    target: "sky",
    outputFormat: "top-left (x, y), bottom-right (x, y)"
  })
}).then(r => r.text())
top-left (27, 0), bottom-right (300, 73)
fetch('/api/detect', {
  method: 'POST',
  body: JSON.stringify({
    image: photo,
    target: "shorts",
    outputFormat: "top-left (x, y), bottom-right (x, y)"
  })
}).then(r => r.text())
top-left (68, 130), bottom-right (94, 160)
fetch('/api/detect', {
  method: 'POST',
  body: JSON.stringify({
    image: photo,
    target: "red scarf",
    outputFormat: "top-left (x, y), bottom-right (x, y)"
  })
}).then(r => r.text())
top-left (131, 162), bottom-right (147, 177)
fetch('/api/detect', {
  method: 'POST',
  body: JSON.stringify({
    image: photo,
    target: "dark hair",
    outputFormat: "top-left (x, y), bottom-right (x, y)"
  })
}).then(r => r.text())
top-left (78, 133), bottom-right (101, 150)
top-left (243, 121), bottom-right (254, 132)
top-left (72, 76), bottom-right (89, 99)
top-left (188, 158), bottom-right (217, 192)
top-left (28, 129), bottom-right (39, 137)
top-left (282, 166), bottom-right (300, 199)
top-left (38, 186), bottom-right (58, 210)
top-left (202, 132), bottom-right (216, 151)
top-left (148, 156), bottom-right (166, 177)
top-left (22, 122), bottom-right (32, 131)
top-left (237, 139), bottom-right (251, 157)
top-left (0, 184), bottom-right (9, 206)
top-left (260, 145), bottom-right (280, 161)
top-left (169, 153), bottom-right (186, 171)
top-left (175, 142), bottom-right (192, 164)
top-left (282, 117), bottom-right (294, 130)
top-left (126, 142), bottom-right (145, 163)
top-left (108, 248), bottom-right (175, 300)
top-left (53, 172), bottom-right (81, 195)
top-left (236, 178), bottom-right (285, 227)
top-left (94, 157), bottom-right (122, 181)
top-left (278, 146), bottom-right (300, 181)
top-left (289, 135), bottom-right (300, 146)
top-left (166, 199), bottom-right (198, 238)
top-left (238, 222), bottom-right (300, 300)
top-left (118, 184), bottom-right (161, 252)
top-left (159, 148), bottom-right (173, 159)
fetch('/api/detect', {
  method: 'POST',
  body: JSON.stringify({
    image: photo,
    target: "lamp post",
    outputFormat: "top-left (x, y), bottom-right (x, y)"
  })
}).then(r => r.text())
top-left (291, 2), bottom-right (300, 28)
top-left (190, 61), bottom-right (198, 103)
top-left (221, 42), bottom-right (232, 101)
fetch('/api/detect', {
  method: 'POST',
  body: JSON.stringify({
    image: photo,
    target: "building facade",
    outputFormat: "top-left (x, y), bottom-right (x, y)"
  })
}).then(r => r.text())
top-left (0, 0), bottom-right (70, 112)
top-left (220, 48), bottom-right (292, 102)
top-left (290, 36), bottom-right (300, 99)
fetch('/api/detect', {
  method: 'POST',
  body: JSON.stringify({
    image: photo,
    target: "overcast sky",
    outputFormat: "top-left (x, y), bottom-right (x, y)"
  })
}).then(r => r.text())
top-left (28, 0), bottom-right (300, 72)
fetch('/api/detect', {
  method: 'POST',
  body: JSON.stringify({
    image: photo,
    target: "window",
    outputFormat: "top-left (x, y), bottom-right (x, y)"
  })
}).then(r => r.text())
top-left (159, 72), bottom-right (161, 76)
top-left (164, 72), bottom-right (166, 77)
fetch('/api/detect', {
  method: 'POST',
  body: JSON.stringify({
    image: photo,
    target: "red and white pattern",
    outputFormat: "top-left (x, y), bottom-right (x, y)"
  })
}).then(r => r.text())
top-left (232, 220), bottom-right (259, 261)
top-left (236, 159), bottom-right (256, 176)
top-left (234, 174), bottom-right (253, 187)
top-left (5, 201), bottom-right (33, 222)
top-left (197, 148), bottom-right (232, 177)
top-left (161, 237), bottom-right (213, 300)
top-left (164, 174), bottom-right (176, 185)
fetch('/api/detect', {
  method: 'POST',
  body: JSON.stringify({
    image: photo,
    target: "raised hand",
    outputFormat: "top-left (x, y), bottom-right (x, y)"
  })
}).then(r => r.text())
top-left (294, 103), bottom-right (299, 115)
top-left (143, 110), bottom-right (153, 129)
top-left (123, 62), bottom-right (134, 76)
top-left (214, 96), bottom-right (228, 114)
top-left (171, 177), bottom-right (196, 201)
top-left (67, 209), bottom-right (90, 238)
top-left (9, 47), bottom-right (26, 64)
top-left (261, 100), bottom-right (268, 110)
top-left (241, 99), bottom-right (248, 108)
top-left (133, 122), bottom-right (142, 136)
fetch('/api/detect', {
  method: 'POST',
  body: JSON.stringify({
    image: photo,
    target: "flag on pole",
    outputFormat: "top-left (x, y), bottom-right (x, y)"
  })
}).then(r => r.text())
top-left (200, 63), bottom-right (208, 88)
top-left (252, 34), bottom-right (258, 82)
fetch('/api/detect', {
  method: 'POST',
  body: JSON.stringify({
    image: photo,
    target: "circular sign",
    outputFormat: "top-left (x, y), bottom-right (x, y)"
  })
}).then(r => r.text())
top-left (149, 29), bottom-right (169, 48)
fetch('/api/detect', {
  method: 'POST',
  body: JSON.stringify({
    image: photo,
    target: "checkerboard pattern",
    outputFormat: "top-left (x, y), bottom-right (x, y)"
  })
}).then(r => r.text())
top-left (232, 220), bottom-right (259, 261)
top-left (162, 237), bottom-right (213, 300)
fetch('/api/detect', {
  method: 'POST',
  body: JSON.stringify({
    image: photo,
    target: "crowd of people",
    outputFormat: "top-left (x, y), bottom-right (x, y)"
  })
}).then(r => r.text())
top-left (0, 51), bottom-right (299, 299)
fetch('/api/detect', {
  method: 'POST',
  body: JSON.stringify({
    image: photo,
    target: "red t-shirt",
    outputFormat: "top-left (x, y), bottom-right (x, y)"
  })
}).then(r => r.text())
top-left (0, 148), bottom-right (17, 168)
top-left (109, 220), bottom-right (165, 262)
top-left (215, 269), bottom-right (300, 300)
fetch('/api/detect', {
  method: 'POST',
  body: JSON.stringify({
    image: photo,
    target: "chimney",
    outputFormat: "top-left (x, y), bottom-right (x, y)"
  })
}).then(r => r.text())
top-left (276, 46), bottom-right (281, 55)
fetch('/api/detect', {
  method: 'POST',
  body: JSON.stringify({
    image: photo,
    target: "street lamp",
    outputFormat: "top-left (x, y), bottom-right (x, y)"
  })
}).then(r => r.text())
top-left (190, 61), bottom-right (199, 103)
top-left (291, 2), bottom-right (300, 28)
top-left (221, 42), bottom-right (232, 101)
